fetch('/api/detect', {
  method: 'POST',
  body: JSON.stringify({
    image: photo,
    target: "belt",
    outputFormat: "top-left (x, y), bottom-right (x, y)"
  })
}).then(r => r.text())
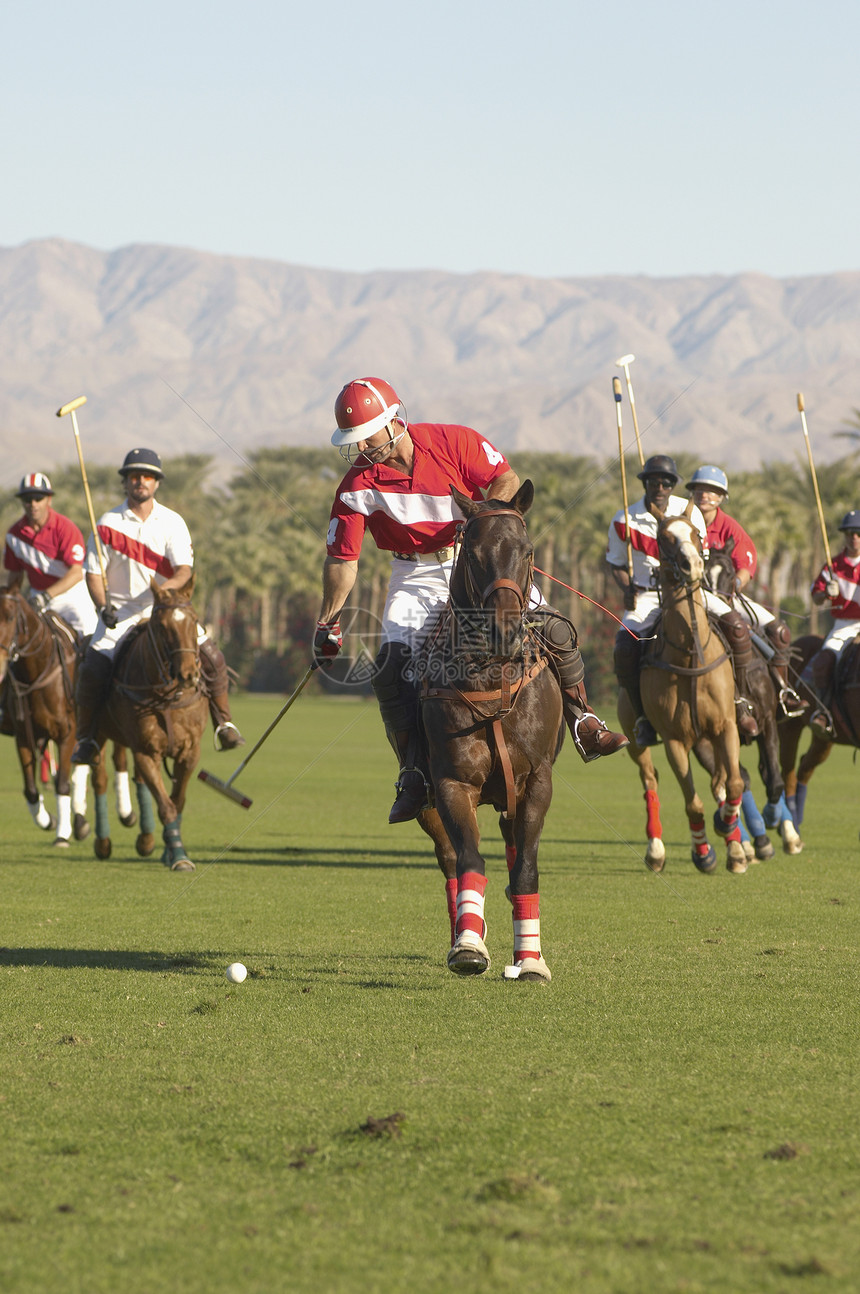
top-left (392, 546), bottom-right (455, 564)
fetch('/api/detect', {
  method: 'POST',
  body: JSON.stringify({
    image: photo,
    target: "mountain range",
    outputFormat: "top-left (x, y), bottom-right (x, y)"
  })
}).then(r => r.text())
top-left (1, 238), bottom-right (858, 490)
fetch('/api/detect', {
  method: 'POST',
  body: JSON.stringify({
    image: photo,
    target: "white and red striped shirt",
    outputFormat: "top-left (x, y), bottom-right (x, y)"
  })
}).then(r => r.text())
top-left (812, 552), bottom-right (860, 621)
top-left (606, 494), bottom-right (708, 588)
top-left (326, 423), bottom-right (510, 561)
top-left (5, 510), bottom-right (86, 589)
top-left (84, 499), bottom-right (193, 620)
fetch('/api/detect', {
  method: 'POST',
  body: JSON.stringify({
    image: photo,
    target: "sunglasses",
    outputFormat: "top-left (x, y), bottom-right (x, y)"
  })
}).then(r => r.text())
top-left (646, 477), bottom-right (675, 489)
top-left (845, 530), bottom-right (860, 538)
top-left (22, 493), bottom-right (49, 502)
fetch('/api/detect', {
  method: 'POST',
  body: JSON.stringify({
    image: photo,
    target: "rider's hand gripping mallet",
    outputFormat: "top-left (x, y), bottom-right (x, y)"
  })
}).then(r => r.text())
top-left (197, 663), bottom-right (318, 808)
top-left (56, 395), bottom-right (114, 618)
top-left (615, 353), bottom-right (645, 467)
top-left (797, 392), bottom-right (834, 576)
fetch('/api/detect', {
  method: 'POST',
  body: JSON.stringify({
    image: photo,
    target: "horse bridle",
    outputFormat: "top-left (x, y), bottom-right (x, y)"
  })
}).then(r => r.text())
top-left (0, 591), bottom-right (52, 667)
top-left (657, 519), bottom-right (704, 591)
top-left (456, 507), bottom-right (534, 612)
top-left (145, 600), bottom-right (200, 686)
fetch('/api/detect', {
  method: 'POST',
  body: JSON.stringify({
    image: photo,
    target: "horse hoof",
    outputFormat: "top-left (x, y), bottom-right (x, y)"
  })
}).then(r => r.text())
top-left (779, 820), bottom-right (803, 856)
top-left (170, 858), bottom-right (195, 872)
top-left (94, 837), bottom-right (112, 860)
top-left (447, 932), bottom-right (490, 976)
top-left (52, 837), bottom-right (70, 849)
top-left (120, 811), bottom-right (138, 829)
top-left (136, 833), bottom-right (156, 857)
top-left (73, 814), bottom-right (91, 841)
top-left (692, 846), bottom-right (717, 874)
top-left (754, 834), bottom-right (774, 861)
top-left (726, 844), bottom-right (748, 874)
top-left (742, 839), bottom-right (755, 863)
top-left (504, 956), bottom-right (552, 982)
top-left (645, 839), bottom-right (666, 872)
top-left (39, 814), bottom-right (57, 834)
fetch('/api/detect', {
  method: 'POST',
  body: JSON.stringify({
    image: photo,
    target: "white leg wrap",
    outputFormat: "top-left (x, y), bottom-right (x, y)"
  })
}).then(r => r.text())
top-left (28, 795), bottom-right (52, 829)
top-left (56, 795), bottom-right (72, 840)
top-left (115, 770), bottom-right (133, 819)
top-left (72, 764), bottom-right (90, 815)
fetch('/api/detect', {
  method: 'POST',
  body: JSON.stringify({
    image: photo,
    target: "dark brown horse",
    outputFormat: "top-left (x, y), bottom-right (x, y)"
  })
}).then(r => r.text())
top-left (779, 632), bottom-right (860, 830)
top-left (618, 508), bottom-right (748, 874)
top-left (419, 482), bottom-right (563, 982)
top-left (0, 588), bottom-right (89, 845)
top-left (90, 577), bottom-right (207, 870)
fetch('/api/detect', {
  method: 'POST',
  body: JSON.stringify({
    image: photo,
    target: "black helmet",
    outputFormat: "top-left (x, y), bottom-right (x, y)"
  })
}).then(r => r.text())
top-left (838, 509), bottom-right (860, 532)
top-left (119, 448), bottom-right (164, 479)
top-left (637, 454), bottom-right (680, 485)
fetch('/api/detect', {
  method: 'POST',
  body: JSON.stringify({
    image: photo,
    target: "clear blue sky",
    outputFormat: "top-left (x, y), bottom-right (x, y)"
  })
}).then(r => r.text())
top-left (3, 0), bottom-right (858, 278)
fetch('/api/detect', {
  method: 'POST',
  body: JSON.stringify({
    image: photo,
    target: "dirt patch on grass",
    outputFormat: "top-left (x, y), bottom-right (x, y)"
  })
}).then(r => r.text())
top-left (358, 1112), bottom-right (405, 1139)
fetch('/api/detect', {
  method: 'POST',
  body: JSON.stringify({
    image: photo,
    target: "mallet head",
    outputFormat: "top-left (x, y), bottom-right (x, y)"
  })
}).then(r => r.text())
top-left (615, 354), bottom-right (635, 368)
top-left (196, 768), bottom-right (252, 809)
top-left (57, 396), bottom-right (87, 418)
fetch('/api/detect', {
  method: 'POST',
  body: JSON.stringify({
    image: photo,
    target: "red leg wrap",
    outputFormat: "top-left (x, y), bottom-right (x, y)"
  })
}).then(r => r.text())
top-left (644, 788), bottom-right (662, 839)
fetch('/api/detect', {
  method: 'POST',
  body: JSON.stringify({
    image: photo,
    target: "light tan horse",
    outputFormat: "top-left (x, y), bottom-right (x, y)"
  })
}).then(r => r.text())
top-left (618, 506), bottom-right (748, 874)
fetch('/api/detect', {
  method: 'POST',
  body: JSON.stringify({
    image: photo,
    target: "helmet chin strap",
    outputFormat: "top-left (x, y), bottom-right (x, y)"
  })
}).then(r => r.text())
top-left (340, 420), bottom-right (406, 467)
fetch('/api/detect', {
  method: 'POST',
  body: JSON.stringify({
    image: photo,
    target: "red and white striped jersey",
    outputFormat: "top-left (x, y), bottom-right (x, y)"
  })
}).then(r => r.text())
top-left (326, 423), bottom-right (511, 561)
top-left (84, 499), bottom-right (193, 618)
top-left (812, 551), bottom-right (860, 620)
top-left (4, 510), bottom-right (86, 590)
top-left (607, 495), bottom-right (708, 588)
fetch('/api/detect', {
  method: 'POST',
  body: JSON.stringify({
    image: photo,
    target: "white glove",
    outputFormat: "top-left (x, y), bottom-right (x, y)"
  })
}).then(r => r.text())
top-left (825, 578), bottom-right (839, 599)
top-left (30, 590), bottom-right (51, 612)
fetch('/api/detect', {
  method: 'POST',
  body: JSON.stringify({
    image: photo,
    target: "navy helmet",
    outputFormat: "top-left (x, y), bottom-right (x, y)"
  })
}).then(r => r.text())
top-left (838, 510), bottom-right (860, 532)
top-left (119, 448), bottom-right (164, 479)
top-left (637, 454), bottom-right (680, 485)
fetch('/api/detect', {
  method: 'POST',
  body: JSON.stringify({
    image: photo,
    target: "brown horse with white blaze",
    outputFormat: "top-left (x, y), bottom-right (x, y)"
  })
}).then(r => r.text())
top-left (618, 506), bottom-right (748, 874)
top-left (420, 482), bottom-right (564, 981)
top-left (89, 576), bottom-right (207, 870)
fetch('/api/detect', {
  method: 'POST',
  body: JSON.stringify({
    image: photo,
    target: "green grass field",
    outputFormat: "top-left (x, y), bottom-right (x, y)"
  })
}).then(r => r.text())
top-left (1, 695), bottom-right (859, 1293)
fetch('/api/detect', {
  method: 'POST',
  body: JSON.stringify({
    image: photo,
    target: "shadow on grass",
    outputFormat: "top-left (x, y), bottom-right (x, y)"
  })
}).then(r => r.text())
top-left (215, 844), bottom-right (440, 869)
top-left (0, 948), bottom-right (218, 972)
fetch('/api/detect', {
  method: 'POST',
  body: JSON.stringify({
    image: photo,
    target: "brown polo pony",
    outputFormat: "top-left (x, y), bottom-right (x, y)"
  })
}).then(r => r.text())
top-left (618, 507), bottom-right (748, 874)
top-left (90, 576), bottom-right (207, 870)
top-left (0, 588), bottom-right (83, 843)
top-left (419, 482), bottom-right (564, 980)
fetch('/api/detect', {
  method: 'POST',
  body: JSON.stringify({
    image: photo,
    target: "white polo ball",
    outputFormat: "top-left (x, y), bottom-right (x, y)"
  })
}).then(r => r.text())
top-left (226, 962), bottom-right (248, 984)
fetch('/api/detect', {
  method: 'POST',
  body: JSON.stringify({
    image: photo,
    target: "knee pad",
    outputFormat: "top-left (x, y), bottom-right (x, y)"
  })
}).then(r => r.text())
top-left (719, 610), bottom-right (754, 665)
top-left (197, 638), bottom-right (227, 691)
top-left (530, 610), bottom-right (584, 687)
top-left (371, 642), bottom-right (418, 732)
top-left (764, 620), bottom-right (791, 653)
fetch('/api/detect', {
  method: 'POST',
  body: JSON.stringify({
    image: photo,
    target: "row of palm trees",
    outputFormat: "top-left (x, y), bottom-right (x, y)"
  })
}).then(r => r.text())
top-left (4, 445), bottom-right (860, 703)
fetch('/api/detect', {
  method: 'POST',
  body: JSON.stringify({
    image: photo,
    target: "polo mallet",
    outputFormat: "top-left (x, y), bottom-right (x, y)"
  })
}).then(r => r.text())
top-left (57, 395), bottom-right (114, 616)
top-left (197, 663), bottom-right (317, 808)
top-left (614, 377), bottom-right (634, 582)
top-left (615, 353), bottom-right (645, 467)
top-left (797, 392), bottom-right (834, 574)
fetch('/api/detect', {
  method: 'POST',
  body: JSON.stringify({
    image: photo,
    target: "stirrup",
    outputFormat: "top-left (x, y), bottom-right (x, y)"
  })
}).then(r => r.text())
top-left (572, 714), bottom-right (629, 763)
top-left (388, 768), bottom-right (429, 824)
top-left (777, 685), bottom-right (807, 719)
top-left (214, 721), bottom-right (245, 751)
top-left (808, 707), bottom-right (835, 740)
top-left (632, 715), bottom-right (658, 747)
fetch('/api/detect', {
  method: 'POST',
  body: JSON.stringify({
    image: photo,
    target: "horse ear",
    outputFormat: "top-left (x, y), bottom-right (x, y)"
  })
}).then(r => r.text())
top-left (724, 533), bottom-right (736, 556)
top-left (183, 571), bottom-right (195, 596)
top-left (684, 497), bottom-right (695, 519)
top-left (450, 485), bottom-right (482, 519)
top-left (512, 479), bottom-right (534, 516)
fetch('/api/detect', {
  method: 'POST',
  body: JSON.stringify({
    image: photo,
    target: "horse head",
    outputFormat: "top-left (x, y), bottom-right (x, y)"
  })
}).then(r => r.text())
top-left (656, 503), bottom-right (705, 589)
top-left (450, 479), bottom-right (535, 658)
top-left (149, 574), bottom-right (200, 691)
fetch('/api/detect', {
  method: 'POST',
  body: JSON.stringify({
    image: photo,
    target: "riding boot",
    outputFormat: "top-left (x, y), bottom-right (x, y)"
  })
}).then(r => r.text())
top-left (718, 610), bottom-right (760, 739)
top-left (806, 648), bottom-right (837, 738)
top-left (562, 681), bottom-right (630, 762)
top-left (198, 637), bottom-right (245, 750)
top-left (614, 628), bottom-right (656, 747)
top-left (763, 620), bottom-right (807, 717)
top-left (371, 642), bottom-right (430, 824)
top-left (72, 650), bottom-right (113, 765)
top-left (0, 676), bottom-right (12, 736)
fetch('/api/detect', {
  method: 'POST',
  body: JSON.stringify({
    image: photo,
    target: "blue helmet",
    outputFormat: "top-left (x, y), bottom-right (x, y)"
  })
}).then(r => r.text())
top-left (838, 510), bottom-right (860, 532)
top-left (686, 465), bottom-right (728, 497)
